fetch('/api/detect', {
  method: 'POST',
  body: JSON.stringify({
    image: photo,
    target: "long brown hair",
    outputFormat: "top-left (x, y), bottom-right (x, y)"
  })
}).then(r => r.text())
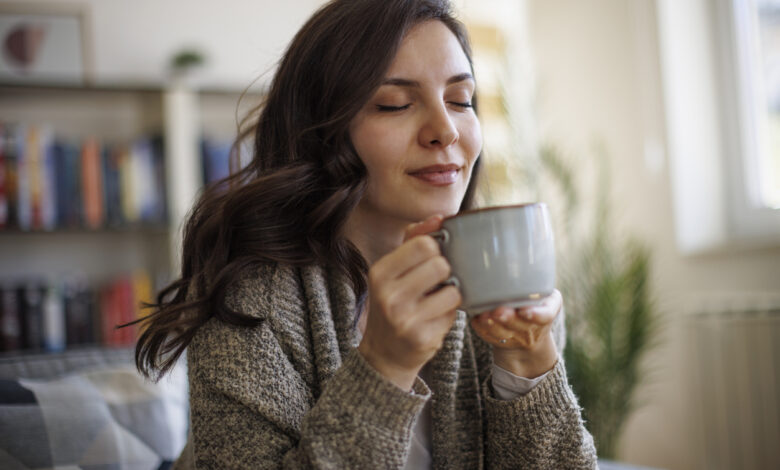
top-left (135, 0), bottom-right (482, 380)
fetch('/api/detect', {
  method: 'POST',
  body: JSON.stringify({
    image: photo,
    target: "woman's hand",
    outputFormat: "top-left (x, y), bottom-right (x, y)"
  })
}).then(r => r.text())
top-left (357, 215), bottom-right (461, 391)
top-left (470, 290), bottom-right (562, 379)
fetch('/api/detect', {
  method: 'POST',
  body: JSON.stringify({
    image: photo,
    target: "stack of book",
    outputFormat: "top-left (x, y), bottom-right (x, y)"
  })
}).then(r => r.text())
top-left (0, 271), bottom-right (156, 353)
top-left (0, 122), bottom-right (168, 231)
top-left (201, 136), bottom-right (234, 187)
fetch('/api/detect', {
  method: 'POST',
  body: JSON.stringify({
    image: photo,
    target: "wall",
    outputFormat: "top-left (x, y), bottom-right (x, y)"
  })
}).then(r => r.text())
top-left (527, 0), bottom-right (780, 468)
top-left (8, 0), bottom-right (780, 466)
top-left (5, 0), bottom-right (325, 89)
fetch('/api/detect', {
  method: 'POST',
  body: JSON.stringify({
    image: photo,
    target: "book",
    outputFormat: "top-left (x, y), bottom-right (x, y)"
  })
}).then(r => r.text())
top-left (40, 128), bottom-right (57, 231)
top-left (118, 143), bottom-right (137, 224)
top-left (3, 124), bottom-right (20, 229)
top-left (19, 282), bottom-right (45, 350)
top-left (63, 141), bottom-right (83, 228)
top-left (132, 270), bottom-right (153, 337)
top-left (42, 283), bottom-right (65, 352)
top-left (0, 122), bottom-right (8, 229)
top-left (27, 126), bottom-right (43, 230)
top-left (81, 137), bottom-right (104, 229)
top-left (0, 284), bottom-right (22, 351)
top-left (53, 139), bottom-right (82, 229)
top-left (201, 136), bottom-right (232, 187)
top-left (16, 125), bottom-right (31, 231)
top-left (98, 282), bottom-right (118, 346)
top-left (103, 143), bottom-right (124, 228)
top-left (63, 276), bottom-right (96, 346)
top-left (151, 134), bottom-right (168, 224)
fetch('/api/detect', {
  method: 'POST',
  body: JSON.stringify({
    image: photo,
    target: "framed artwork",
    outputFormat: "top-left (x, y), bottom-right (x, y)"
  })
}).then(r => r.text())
top-left (0, 3), bottom-right (92, 85)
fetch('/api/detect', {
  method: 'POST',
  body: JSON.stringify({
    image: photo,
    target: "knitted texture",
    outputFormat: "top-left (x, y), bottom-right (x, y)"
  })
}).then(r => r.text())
top-left (173, 262), bottom-right (598, 469)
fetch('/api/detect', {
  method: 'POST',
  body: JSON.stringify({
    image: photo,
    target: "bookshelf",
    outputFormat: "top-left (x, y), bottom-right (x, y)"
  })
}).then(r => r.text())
top-left (0, 83), bottom-right (260, 353)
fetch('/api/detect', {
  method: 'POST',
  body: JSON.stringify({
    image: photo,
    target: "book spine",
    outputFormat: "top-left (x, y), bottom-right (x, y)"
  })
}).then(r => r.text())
top-left (81, 137), bottom-right (104, 229)
top-left (0, 284), bottom-right (22, 351)
top-left (19, 282), bottom-right (45, 350)
top-left (152, 134), bottom-right (168, 224)
top-left (16, 125), bottom-right (31, 231)
top-left (0, 122), bottom-right (7, 229)
top-left (42, 282), bottom-right (65, 352)
top-left (119, 144), bottom-right (137, 224)
top-left (65, 142), bottom-right (83, 228)
top-left (103, 144), bottom-right (123, 227)
top-left (40, 128), bottom-right (57, 231)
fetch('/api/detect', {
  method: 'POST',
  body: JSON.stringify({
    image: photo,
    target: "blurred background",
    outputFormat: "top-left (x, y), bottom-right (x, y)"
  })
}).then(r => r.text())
top-left (0, 0), bottom-right (778, 469)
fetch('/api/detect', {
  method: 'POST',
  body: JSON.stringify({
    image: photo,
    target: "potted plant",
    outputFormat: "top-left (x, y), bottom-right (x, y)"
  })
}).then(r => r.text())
top-left (538, 144), bottom-right (661, 459)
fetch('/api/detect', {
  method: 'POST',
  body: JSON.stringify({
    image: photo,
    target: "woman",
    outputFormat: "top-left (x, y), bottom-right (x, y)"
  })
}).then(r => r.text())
top-left (136, 0), bottom-right (598, 468)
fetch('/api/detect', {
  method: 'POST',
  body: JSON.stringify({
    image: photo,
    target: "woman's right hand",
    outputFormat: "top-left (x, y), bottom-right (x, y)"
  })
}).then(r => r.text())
top-left (357, 215), bottom-right (462, 391)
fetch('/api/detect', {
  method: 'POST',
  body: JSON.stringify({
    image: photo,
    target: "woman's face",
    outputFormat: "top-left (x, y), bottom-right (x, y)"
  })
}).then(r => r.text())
top-left (349, 20), bottom-right (482, 225)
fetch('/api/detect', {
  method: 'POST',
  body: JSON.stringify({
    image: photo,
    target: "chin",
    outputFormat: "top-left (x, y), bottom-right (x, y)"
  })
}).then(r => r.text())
top-left (411, 201), bottom-right (462, 221)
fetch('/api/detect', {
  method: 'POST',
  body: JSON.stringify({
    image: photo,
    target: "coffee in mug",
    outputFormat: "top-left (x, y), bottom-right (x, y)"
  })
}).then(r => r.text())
top-left (431, 202), bottom-right (556, 316)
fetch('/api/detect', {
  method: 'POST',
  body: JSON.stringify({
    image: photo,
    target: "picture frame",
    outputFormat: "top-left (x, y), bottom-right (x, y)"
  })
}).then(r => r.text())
top-left (0, 3), bottom-right (93, 85)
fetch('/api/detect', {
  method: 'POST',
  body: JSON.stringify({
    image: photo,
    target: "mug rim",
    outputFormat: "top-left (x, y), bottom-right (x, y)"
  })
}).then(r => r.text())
top-left (447, 202), bottom-right (546, 221)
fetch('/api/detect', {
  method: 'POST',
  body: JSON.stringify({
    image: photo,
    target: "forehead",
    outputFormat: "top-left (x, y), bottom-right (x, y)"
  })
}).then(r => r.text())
top-left (384, 20), bottom-right (471, 79)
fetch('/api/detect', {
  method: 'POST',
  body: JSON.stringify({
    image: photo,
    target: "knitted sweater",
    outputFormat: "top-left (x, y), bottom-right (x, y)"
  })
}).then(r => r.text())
top-left (173, 262), bottom-right (598, 469)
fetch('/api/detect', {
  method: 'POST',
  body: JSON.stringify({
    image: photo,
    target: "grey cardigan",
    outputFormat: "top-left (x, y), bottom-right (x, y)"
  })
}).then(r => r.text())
top-left (173, 262), bottom-right (598, 469)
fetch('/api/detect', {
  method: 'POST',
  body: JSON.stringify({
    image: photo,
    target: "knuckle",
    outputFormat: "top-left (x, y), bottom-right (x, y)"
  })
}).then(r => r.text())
top-left (368, 265), bottom-right (384, 286)
top-left (433, 256), bottom-right (451, 278)
top-left (375, 288), bottom-right (395, 310)
top-left (444, 285), bottom-right (462, 307)
top-left (415, 235), bottom-right (439, 256)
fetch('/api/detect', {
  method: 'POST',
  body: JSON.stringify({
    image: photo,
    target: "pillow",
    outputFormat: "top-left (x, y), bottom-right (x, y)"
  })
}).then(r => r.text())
top-left (0, 362), bottom-right (188, 470)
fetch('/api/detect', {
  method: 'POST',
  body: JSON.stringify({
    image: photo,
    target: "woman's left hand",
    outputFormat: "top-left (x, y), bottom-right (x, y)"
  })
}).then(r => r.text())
top-left (470, 289), bottom-right (562, 379)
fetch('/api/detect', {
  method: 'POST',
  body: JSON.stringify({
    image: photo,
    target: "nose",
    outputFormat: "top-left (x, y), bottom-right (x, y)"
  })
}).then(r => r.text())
top-left (418, 104), bottom-right (459, 148)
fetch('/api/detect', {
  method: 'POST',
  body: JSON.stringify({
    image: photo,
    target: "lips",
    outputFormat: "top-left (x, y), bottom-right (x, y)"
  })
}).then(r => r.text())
top-left (408, 164), bottom-right (462, 186)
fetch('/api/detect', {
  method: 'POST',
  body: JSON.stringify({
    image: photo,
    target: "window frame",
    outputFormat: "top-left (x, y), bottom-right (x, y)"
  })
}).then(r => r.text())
top-left (657, 0), bottom-right (780, 255)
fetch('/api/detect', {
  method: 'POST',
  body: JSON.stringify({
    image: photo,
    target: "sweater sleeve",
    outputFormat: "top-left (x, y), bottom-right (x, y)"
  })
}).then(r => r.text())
top-left (471, 304), bottom-right (599, 469)
top-left (483, 360), bottom-right (597, 469)
top-left (181, 317), bottom-right (430, 470)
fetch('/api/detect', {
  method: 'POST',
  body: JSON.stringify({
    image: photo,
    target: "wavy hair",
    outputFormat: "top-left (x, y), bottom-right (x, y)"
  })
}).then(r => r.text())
top-left (134, 0), bottom-right (482, 380)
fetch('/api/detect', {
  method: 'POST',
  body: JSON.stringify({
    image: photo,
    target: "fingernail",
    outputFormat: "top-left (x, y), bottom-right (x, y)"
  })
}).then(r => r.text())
top-left (486, 318), bottom-right (495, 326)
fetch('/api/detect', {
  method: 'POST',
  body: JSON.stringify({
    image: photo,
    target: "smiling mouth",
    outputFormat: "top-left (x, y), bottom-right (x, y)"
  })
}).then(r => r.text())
top-left (408, 164), bottom-right (461, 186)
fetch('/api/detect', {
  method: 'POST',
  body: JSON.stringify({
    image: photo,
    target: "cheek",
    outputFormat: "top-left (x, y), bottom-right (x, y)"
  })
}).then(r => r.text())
top-left (351, 120), bottom-right (407, 175)
top-left (460, 116), bottom-right (483, 163)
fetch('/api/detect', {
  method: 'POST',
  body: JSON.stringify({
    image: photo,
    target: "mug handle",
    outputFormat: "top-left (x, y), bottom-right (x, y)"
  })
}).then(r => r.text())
top-left (429, 228), bottom-right (450, 245)
top-left (428, 228), bottom-right (460, 290)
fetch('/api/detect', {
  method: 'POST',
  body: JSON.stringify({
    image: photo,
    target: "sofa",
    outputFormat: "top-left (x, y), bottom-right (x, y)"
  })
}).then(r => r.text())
top-left (0, 348), bottom-right (663, 470)
top-left (0, 347), bottom-right (188, 470)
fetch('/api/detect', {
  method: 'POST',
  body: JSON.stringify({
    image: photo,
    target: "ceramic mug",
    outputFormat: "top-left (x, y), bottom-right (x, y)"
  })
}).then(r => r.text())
top-left (431, 203), bottom-right (556, 316)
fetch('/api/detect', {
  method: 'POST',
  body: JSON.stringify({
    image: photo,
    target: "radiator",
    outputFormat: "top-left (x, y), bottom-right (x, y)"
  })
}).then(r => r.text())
top-left (684, 300), bottom-right (780, 470)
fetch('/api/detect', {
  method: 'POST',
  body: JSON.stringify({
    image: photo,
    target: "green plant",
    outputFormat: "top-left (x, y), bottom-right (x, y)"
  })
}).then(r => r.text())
top-left (170, 49), bottom-right (205, 72)
top-left (539, 144), bottom-right (660, 459)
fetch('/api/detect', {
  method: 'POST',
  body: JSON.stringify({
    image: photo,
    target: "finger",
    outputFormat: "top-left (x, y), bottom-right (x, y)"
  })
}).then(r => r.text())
top-left (513, 290), bottom-right (562, 325)
top-left (470, 315), bottom-right (513, 345)
top-left (396, 255), bottom-right (452, 299)
top-left (373, 234), bottom-right (442, 281)
top-left (474, 310), bottom-right (517, 341)
top-left (422, 308), bottom-right (458, 344)
top-left (403, 214), bottom-right (443, 242)
top-left (416, 285), bottom-right (462, 321)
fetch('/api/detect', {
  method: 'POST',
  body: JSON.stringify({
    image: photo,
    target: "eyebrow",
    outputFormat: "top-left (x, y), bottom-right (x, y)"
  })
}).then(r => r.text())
top-left (381, 72), bottom-right (474, 87)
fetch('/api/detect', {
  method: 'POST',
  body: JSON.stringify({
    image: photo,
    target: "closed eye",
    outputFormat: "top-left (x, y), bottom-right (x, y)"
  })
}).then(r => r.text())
top-left (376, 104), bottom-right (411, 112)
top-left (450, 101), bottom-right (472, 108)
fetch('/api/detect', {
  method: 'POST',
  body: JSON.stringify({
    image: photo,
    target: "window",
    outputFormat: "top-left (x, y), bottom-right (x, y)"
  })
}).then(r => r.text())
top-left (656, 0), bottom-right (780, 254)
top-left (741, 0), bottom-right (780, 209)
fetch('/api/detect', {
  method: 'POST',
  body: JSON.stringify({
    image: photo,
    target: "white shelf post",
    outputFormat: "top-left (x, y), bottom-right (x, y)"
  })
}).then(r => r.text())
top-left (163, 82), bottom-right (202, 279)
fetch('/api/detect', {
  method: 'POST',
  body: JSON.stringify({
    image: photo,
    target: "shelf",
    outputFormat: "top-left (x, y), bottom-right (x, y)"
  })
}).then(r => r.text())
top-left (1, 81), bottom-right (266, 97)
top-left (0, 225), bottom-right (169, 236)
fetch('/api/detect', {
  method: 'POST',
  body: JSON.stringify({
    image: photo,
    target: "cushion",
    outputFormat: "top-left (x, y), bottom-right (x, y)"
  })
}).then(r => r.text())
top-left (0, 360), bottom-right (188, 470)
